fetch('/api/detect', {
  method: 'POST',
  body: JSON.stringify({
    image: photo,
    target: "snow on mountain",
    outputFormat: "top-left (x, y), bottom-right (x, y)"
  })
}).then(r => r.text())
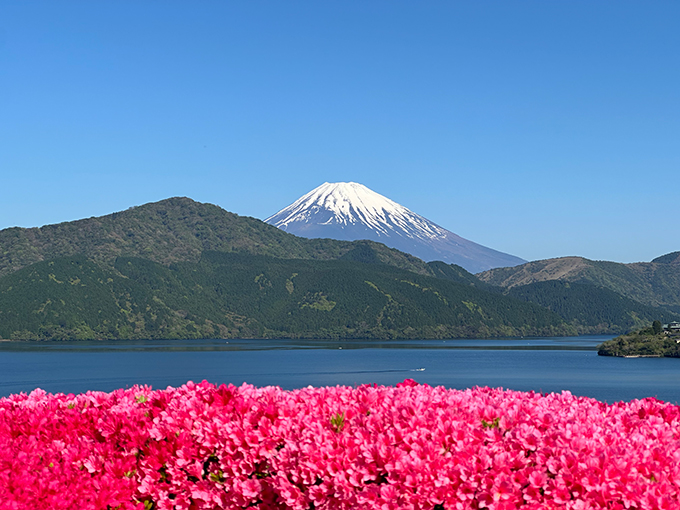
top-left (265, 182), bottom-right (526, 274)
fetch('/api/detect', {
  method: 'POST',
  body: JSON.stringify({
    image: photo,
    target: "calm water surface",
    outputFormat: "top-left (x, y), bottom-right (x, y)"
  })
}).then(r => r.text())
top-left (1, 336), bottom-right (679, 404)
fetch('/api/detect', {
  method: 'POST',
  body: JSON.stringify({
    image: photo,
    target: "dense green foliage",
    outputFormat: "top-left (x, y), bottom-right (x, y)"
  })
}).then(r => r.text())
top-left (507, 281), bottom-right (680, 334)
top-left (479, 253), bottom-right (680, 315)
top-left (2, 197), bottom-right (677, 340)
top-left (0, 256), bottom-right (206, 341)
top-left (0, 197), bottom-right (431, 278)
top-left (652, 251), bottom-right (680, 264)
top-left (425, 261), bottom-right (496, 290)
top-left (0, 253), bottom-right (573, 341)
top-left (597, 326), bottom-right (680, 357)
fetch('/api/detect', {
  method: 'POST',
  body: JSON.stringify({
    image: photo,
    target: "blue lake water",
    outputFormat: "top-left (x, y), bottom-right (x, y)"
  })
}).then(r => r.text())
top-left (1, 336), bottom-right (679, 404)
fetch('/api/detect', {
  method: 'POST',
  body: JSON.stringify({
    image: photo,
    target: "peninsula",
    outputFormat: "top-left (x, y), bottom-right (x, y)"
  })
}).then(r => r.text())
top-left (597, 321), bottom-right (680, 357)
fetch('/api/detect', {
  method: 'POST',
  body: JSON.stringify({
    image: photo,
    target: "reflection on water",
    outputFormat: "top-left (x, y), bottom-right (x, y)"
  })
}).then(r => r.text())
top-left (0, 336), bottom-right (607, 352)
top-left (1, 336), bottom-right (679, 405)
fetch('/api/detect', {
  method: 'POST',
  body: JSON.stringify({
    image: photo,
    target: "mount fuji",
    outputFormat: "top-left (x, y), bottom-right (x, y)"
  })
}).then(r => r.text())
top-left (265, 182), bottom-right (526, 273)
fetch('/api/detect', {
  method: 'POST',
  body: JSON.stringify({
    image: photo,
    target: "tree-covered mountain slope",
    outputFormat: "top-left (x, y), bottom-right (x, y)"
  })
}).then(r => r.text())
top-left (0, 252), bottom-right (573, 341)
top-left (652, 251), bottom-right (680, 264)
top-left (0, 197), bottom-right (432, 279)
top-left (3, 197), bottom-right (675, 339)
top-left (506, 281), bottom-right (680, 334)
top-left (477, 254), bottom-right (680, 314)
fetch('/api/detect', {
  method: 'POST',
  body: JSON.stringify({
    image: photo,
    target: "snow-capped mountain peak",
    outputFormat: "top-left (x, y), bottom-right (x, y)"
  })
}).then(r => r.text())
top-left (265, 182), bottom-right (526, 273)
top-left (265, 182), bottom-right (446, 241)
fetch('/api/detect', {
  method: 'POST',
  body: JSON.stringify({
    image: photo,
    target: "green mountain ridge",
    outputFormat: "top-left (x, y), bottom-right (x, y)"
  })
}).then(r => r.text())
top-left (506, 280), bottom-right (680, 334)
top-left (478, 255), bottom-right (680, 314)
top-left (652, 251), bottom-right (680, 265)
top-left (1, 197), bottom-right (676, 340)
top-left (0, 253), bottom-right (574, 341)
top-left (0, 197), bottom-right (431, 279)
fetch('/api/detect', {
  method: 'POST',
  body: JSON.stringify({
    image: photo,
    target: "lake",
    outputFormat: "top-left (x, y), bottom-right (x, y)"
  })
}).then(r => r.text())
top-left (1, 336), bottom-right (679, 404)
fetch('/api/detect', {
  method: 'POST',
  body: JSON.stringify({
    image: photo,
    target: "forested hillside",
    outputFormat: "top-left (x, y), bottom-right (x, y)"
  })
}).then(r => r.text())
top-left (2, 198), bottom-right (676, 340)
top-left (0, 252), bottom-right (573, 341)
top-left (507, 281), bottom-right (680, 334)
top-left (0, 197), bottom-right (431, 278)
top-left (478, 255), bottom-right (680, 314)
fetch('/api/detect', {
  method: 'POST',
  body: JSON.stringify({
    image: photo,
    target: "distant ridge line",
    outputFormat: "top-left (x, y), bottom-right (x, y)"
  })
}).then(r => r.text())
top-left (266, 182), bottom-right (526, 273)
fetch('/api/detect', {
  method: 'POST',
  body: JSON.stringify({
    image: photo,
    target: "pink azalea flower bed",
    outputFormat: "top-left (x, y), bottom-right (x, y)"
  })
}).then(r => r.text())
top-left (2, 380), bottom-right (680, 510)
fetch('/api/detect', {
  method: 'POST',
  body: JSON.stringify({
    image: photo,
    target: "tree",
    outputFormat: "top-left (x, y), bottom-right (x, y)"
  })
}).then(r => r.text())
top-left (653, 320), bottom-right (662, 335)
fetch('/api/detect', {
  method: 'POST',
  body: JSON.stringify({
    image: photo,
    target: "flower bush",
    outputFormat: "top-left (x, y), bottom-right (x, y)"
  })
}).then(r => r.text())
top-left (2, 380), bottom-right (680, 509)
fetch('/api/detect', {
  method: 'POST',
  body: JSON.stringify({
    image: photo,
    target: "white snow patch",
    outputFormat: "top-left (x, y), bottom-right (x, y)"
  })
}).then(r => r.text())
top-left (265, 182), bottom-right (449, 241)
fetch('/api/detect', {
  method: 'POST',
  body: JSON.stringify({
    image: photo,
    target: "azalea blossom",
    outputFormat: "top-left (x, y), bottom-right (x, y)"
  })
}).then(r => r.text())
top-left (1, 380), bottom-right (680, 509)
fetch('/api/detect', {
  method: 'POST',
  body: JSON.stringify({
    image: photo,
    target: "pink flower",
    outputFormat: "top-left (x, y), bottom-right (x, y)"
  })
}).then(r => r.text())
top-left (2, 380), bottom-right (680, 509)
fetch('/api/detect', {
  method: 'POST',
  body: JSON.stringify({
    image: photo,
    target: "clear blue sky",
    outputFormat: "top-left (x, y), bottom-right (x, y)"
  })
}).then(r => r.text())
top-left (1, 1), bottom-right (678, 264)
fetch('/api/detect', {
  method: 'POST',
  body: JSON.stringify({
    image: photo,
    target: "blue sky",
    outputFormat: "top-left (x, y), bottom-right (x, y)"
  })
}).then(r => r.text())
top-left (1, 1), bottom-right (678, 264)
